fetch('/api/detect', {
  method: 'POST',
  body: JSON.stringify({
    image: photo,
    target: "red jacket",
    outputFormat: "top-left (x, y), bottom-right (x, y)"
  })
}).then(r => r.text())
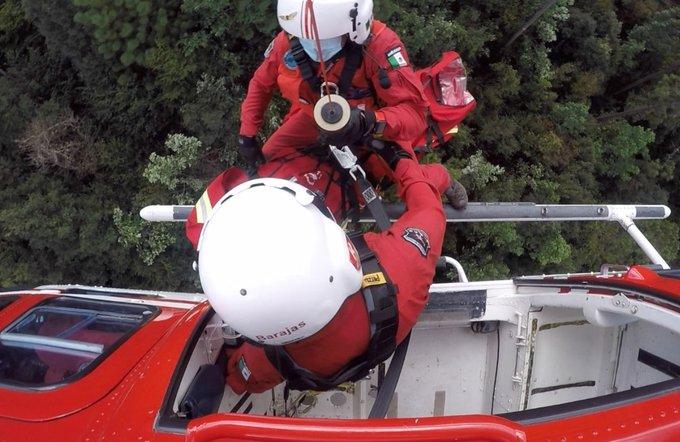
top-left (185, 154), bottom-right (346, 249)
top-left (221, 158), bottom-right (446, 394)
top-left (185, 155), bottom-right (451, 250)
top-left (240, 21), bottom-right (428, 147)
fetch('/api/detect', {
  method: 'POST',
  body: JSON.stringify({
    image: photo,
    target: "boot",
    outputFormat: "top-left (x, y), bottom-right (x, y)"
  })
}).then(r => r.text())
top-left (444, 179), bottom-right (468, 210)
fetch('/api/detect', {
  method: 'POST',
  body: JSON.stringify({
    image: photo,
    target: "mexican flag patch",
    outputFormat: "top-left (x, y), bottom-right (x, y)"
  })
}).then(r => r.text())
top-left (386, 46), bottom-right (408, 68)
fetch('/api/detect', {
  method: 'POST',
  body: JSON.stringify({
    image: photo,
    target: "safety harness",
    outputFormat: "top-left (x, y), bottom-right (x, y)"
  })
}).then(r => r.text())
top-left (263, 232), bottom-right (397, 391)
top-left (288, 37), bottom-right (374, 100)
top-left (263, 146), bottom-right (400, 392)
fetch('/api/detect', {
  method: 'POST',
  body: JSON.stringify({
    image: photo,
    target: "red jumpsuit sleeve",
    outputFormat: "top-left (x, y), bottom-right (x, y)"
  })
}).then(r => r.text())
top-left (364, 26), bottom-right (428, 146)
top-left (185, 168), bottom-right (249, 250)
top-left (239, 32), bottom-right (288, 137)
top-left (390, 159), bottom-right (446, 233)
top-left (365, 158), bottom-right (446, 343)
top-left (420, 163), bottom-right (452, 195)
top-left (226, 343), bottom-right (283, 394)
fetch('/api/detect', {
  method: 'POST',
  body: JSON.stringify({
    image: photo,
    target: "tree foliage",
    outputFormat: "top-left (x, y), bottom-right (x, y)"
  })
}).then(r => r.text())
top-left (1, 0), bottom-right (679, 290)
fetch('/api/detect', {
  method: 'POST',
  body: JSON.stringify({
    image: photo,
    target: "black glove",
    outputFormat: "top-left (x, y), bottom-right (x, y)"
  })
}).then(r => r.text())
top-left (238, 135), bottom-right (264, 167)
top-left (318, 108), bottom-right (376, 147)
top-left (370, 140), bottom-right (411, 170)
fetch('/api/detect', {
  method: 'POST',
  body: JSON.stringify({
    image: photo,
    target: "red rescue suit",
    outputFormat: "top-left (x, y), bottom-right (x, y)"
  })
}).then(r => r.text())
top-left (185, 154), bottom-right (452, 249)
top-left (240, 21), bottom-right (428, 161)
top-left (186, 154), bottom-right (345, 249)
top-left (217, 158), bottom-right (446, 394)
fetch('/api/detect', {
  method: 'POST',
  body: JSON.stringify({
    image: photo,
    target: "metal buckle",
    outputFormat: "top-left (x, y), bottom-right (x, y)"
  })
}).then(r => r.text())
top-left (329, 145), bottom-right (366, 181)
top-left (320, 81), bottom-right (339, 97)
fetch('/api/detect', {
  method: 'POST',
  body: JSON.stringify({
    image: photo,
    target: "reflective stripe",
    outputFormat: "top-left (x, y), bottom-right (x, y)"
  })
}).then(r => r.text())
top-left (195, 191), bottom-right (213, 224)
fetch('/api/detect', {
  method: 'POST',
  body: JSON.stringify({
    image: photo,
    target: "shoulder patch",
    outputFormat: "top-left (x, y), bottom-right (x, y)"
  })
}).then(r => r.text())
top-left (386, 46), bottom-right (408, 69)
top-left (283, 50), bottom-right (297, 70)
top-left (402, 227), bottom-right (430, 257)
top-left (264, 39), bottom-right (275, 59)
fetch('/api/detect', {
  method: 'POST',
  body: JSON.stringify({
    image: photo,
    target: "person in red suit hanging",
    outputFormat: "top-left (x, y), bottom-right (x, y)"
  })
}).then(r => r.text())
top-left (185, 152), bottom-right (454, 249)
top-left (197, 142), bottom-right (446, 394)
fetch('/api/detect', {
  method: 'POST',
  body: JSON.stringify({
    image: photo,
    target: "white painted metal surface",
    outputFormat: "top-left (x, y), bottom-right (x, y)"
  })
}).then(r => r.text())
top-left (441, 256), bottom-right (469, 283)
top-left (173, 314), bottom-right (225, 413)
top-left (0, 290), bottom-right (61, 296)
top-left (609, 207), bottom-right (671, 269)
top-left (140, 203), bottom-right (672, 223)
top-left (174, 277), bottom-right (680, 420)
top-left (393, 323), bottom-right (496, 416)
top-left (40, 293), bottom-right (200, 310)
top-left (140, 205), bottom-right (177, 223)
top-left (0, 333), bottom-right (104, 354)
top-left (35, 284), bottom-right (206, 304)
top-left (523, 307), bottom-right (621, 410)
top-left (615, 320), bottom-right (680, 390)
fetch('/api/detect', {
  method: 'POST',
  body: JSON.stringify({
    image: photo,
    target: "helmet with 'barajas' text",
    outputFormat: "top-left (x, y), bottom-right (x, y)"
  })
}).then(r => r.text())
top-left (198, 178), bottom-right (363, 346)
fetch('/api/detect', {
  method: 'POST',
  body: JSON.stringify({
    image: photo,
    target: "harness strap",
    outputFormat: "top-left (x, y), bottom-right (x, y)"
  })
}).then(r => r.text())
top-left (414, 114), bottom-right (455, 163)
top-left (351, 233), bottom-right (397, 368)
top-left (289, 36), bottom-right (322, 93)
top-left (429, 116), bottom-right (447, 147)
top-left (368, 332), bottom-right (410, 418)
top-left (354, 174), bottom-right (391, 231)
top-left (263, 232), bottom-right (397, 392)
top-left (343, 174), bottom-right (361, 224)
top-left (289, 37), bottom-right (372, 101)
top-left (338, 42), bottom-right (372, 100)
top-left (328, 145), bottom-right (392, 231)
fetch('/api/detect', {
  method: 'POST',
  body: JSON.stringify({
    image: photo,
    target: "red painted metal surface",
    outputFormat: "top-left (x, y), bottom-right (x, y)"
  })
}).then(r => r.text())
top-left (183, 394), bottom-right (680, 441)
top-left (184, 395), bottom-right (680, 442)
top-left (0, 295), bottom-right (188, 422)
top-left (1, 274), bottom-right (679, 441)
top-left (0, 292), bottom-right (199, 441)
top-left (524, 390), bottom-right (680, 441)
top-left (0, 294), bottom-right (51, 331)
top-left (186, 414), bottom-right (527, 442)
top-left (89, 302), bottom-right (211, 442)
top-left (573, 265), bottom-right (680, 300)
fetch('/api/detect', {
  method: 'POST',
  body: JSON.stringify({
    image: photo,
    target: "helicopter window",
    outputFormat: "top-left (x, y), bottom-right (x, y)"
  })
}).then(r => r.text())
top-left (0, 297), bottom-right (157, 388)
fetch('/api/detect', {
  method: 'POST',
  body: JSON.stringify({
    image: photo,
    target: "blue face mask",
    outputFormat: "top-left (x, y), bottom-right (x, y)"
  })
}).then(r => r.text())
top-left (299, 36), bottom-right (344, 62)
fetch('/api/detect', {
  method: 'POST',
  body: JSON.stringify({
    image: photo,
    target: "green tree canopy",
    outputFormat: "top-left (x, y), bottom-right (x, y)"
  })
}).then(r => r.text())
top-left (1, 0), bottom-right (678, 290)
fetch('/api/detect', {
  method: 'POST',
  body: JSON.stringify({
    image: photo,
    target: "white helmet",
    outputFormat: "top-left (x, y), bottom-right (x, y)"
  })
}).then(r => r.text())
top-left (198, 178), bottom-right (363, 346)
top-left (277, 0), bottom-right (374, 44)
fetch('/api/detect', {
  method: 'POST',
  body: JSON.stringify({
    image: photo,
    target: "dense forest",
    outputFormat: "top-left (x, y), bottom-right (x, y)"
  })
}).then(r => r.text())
top-left (1, 0), bottom-right (678, 290)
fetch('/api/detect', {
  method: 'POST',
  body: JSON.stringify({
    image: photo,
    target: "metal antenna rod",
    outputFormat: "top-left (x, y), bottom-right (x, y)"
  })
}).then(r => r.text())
top-left (140, 203), bottom-right (671, 223)
top-left (139, 203), bottom-right (672, 269)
